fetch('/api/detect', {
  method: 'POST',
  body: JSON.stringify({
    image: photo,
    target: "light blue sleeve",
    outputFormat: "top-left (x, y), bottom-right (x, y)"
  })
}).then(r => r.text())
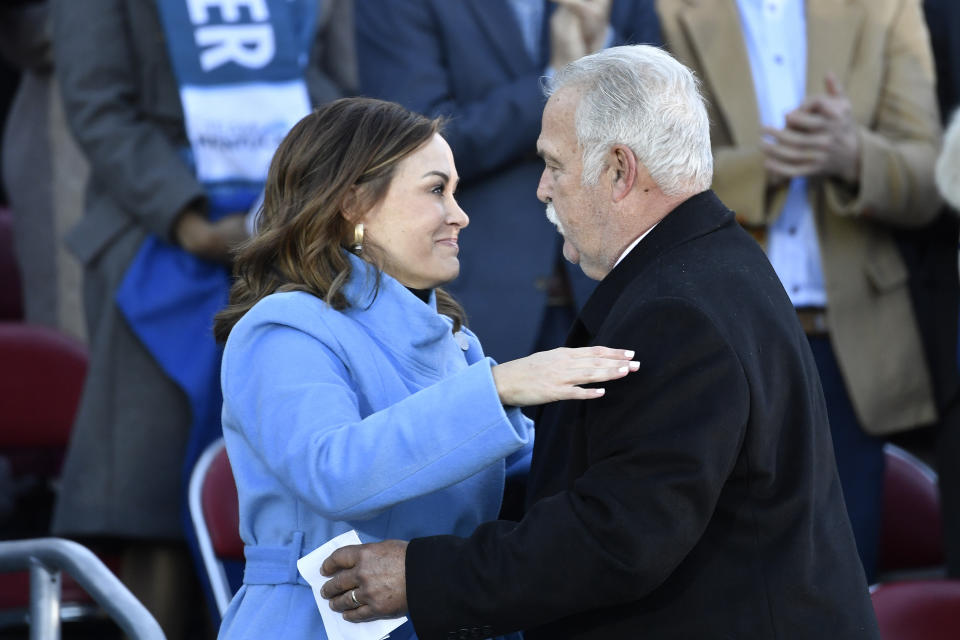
top-left (505, 435), bottom-right (534, 479)
top-left (458, 325), bottom-right (534, 480)
top-left (222, 321), bottom-right (532, 521)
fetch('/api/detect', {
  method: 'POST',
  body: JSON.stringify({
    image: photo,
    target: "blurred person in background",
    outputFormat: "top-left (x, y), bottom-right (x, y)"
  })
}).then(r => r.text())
top-left (48, 0), bottom-right (355, 636)
top-left (355, 0), bottom-right (661, 368)
top-left (937, 110), bottom-right (960, 210)
top-left (0, 0), bottom-right (87, 341)
top-left (656, 0), bottom-right (943, 582)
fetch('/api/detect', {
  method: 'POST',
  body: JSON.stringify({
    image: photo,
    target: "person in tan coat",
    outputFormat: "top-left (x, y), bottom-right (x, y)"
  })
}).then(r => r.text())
top-left (656, 0), bottom-right (942, 581)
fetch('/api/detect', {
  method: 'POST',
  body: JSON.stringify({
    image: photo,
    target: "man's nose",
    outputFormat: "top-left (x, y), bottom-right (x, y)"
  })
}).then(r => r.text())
top-left (536, 169), bottom-right (551, 204)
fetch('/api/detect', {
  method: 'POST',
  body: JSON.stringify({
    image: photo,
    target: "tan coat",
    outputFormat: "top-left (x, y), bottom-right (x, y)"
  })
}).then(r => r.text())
top-left (657, 0), bottom-right (942, 435)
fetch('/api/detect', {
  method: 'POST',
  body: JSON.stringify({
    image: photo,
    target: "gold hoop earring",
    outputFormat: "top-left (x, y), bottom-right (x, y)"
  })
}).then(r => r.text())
top-left (352, 223), bottom-right (364, 254)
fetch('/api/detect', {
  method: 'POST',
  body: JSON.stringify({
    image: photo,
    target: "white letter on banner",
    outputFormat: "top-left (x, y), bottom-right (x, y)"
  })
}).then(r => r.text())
top-left (187, 0), bottom-right (270, 25)
top-left (196, 25), bottom-right (275, 70)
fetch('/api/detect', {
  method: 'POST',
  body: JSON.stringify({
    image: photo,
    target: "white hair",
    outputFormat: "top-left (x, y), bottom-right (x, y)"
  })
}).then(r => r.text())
top-left (936, 108), bottom-right (960, 211)
top-left (546, 45), bottom-right (713, 196)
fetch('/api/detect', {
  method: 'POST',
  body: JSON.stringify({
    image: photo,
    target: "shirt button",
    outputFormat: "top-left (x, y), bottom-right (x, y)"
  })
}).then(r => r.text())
top-left (774, 55), bottom-right (784, 65)
top-left (792, 285), bottom-right (800, 293)
top-left (788, 226), bottom-right (797, 235)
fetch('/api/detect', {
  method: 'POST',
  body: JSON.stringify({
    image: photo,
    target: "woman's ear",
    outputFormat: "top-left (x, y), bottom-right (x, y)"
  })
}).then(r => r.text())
top-left (340, 185), bottom-right (365, 223)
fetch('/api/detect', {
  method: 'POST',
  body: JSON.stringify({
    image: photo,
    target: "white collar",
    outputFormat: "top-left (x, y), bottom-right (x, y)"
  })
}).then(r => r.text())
top-left (613, 222), bottom-right (659, 269)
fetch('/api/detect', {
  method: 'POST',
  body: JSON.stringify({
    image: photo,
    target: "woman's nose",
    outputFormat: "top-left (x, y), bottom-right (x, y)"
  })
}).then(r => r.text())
top-left (448, 200), bottom-right (469, 228)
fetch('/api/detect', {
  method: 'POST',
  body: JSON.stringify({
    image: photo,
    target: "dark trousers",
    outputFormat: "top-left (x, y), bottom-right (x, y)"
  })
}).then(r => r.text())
top-left (808, 335), bottom-right (885, 583)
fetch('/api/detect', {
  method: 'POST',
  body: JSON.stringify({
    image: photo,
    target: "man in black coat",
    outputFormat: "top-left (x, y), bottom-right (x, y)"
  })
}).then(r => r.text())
top-left (320, 45), bottom-right (879, 639)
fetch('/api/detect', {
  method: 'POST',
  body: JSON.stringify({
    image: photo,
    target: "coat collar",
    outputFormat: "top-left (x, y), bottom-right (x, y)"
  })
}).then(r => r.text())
top-left (804, 0), bottom-right (863, 96)
top-left (678, 0), bottom-right (760, 147)
top-left (677, 0), bottom-right (863, 145)
top-left (342, 253), bottom-right (463, 376)
top-left (571, 190), bottom-right (734, 340)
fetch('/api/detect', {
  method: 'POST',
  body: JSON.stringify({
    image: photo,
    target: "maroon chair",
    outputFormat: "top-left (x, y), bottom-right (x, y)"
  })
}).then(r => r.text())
top-left (871, 579), bottom-right (960, 640)
top-left (877, 444), bottom-right (944, 578)
top-left (0, 322), bottom-right (88, 540)
top-left (0, 323), bottom-right (120, 625)
top-left (189, 438), bottom-right (242, 619)
top-left (0, 322), bottom-right (87, 453)
top-left (0, 208), bottom-right (24, 321)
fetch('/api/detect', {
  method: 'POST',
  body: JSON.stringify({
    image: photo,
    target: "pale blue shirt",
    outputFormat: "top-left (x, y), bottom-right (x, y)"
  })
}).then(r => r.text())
top-left (736, 0), bottom-right (827, 307)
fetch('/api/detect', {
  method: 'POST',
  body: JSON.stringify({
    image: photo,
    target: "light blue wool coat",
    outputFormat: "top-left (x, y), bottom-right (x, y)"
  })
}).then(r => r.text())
top-left (217, 254), bottom-right (533, 640)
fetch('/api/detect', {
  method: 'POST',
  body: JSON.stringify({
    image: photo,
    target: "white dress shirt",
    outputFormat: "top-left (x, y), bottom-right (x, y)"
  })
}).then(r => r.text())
top-left (614, 223), bottom-right (659, 269)
top-left (736, 0), bottom-right (827, 308)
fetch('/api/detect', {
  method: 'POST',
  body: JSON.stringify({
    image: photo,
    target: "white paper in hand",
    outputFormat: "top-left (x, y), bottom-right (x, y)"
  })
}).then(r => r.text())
top-left (297, 530), bottom-right (408, 640)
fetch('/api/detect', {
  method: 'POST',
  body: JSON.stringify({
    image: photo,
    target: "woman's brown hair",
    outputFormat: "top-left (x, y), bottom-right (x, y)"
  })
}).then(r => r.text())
top-left (213, 98), bottom-right (466, 342)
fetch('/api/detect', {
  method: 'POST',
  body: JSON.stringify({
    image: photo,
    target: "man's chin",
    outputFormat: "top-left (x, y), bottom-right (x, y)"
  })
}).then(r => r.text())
top-left (564, 242), bottom-right (607, 280)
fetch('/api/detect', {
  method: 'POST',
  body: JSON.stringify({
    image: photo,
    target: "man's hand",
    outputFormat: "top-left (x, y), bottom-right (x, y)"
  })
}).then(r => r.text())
top-left (174, 210), bottom-right (249, 264)
top-left (320, 540), bottom-right (409, 623)
top-left (761, 73), bottom-right (861, 185)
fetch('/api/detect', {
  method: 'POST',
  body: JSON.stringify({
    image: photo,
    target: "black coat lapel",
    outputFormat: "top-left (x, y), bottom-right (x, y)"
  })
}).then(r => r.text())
top-left (575, 190), bottom-right (734, 337)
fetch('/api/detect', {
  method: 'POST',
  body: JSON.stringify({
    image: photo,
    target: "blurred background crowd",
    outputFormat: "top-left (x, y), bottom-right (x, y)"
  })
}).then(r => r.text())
top-left (0, 0), bottom-right (959, 638)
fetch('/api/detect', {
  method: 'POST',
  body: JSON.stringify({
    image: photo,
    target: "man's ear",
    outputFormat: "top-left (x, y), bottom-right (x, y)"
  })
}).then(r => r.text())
top-left (609, 144), bottom-right (637, 202)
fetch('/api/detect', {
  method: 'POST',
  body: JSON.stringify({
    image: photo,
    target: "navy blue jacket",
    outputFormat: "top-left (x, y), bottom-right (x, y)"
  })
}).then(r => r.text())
top-left (356, 0), bottom-right (661, 362)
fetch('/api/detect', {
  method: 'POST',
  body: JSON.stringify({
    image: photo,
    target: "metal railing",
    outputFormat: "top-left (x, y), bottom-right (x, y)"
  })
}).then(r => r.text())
top-left (0, 537), bottom-right (166, 640)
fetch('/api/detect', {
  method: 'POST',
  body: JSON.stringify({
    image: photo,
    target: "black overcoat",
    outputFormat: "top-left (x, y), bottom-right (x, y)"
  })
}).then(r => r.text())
top-left (406, 191), bottom-right (880, 639)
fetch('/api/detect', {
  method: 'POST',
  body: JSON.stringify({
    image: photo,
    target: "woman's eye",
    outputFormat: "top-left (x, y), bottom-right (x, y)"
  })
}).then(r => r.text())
top-left (432, 184), bottom-right (445, 195)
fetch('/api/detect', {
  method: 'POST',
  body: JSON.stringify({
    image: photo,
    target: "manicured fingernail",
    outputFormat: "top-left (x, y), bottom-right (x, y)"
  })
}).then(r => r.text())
top-left (595, 388), bottom-right (605, 395)
top-left (629, 361), bottom-right (639, 370)
top-left (619, 366), bottom-right (629, 373)
top-left (624, 350), bottom-right (634, 358)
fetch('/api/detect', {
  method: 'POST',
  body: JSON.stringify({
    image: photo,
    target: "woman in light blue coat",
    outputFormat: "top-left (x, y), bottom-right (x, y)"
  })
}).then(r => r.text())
top-left (212, 98), bottom-right (639, 640)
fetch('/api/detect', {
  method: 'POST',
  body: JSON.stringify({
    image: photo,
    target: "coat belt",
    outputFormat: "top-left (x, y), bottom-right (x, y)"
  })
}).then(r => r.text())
top-left (243, 531), bottom-right (309, 586)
